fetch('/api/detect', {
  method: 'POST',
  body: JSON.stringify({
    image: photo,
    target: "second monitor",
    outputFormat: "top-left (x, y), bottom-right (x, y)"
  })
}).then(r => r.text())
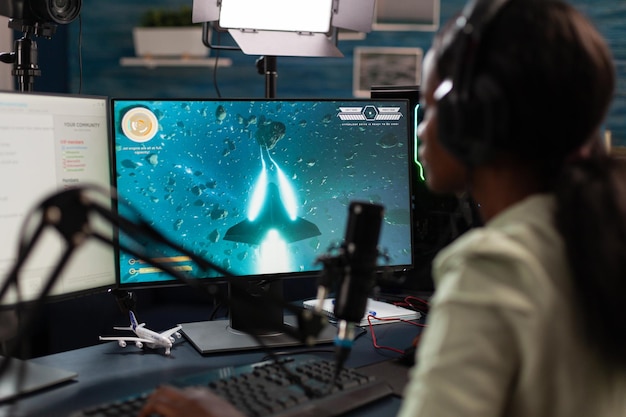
top-left (110, 98), bottom-right (414, 352)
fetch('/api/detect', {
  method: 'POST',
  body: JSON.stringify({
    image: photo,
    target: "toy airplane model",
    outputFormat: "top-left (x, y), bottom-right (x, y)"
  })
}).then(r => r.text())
top-left (99, 311), bottom-right (182, 356)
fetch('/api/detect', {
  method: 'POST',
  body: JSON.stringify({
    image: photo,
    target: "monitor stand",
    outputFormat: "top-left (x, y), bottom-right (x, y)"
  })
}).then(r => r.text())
top-left (180, 281), bottom-right (336, 354)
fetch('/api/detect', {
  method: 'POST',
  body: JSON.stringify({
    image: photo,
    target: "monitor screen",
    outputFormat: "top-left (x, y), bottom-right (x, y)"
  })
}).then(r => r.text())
top-left (110, 98), bottom-right (413, 353)
top-left (0, 91), bottom-right (116, 307)
top-left (111, 98), bottom-right (413, 288)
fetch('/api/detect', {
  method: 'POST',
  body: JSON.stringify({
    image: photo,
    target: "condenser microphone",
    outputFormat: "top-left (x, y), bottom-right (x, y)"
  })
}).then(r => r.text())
top-left (331, 202), bottom-right (384, 370)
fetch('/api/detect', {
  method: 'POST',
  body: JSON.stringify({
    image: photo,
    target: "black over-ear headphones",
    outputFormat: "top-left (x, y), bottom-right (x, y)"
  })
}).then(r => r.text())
top-left (435, 0), bottom-right (512, 166)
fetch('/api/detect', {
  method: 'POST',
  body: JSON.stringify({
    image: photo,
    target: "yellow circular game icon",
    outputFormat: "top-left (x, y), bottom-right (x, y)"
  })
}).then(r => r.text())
top-left (121, 107), bottom-right (159, 142)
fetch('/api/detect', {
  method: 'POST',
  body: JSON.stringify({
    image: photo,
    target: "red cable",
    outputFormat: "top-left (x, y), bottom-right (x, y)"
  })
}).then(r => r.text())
top-left (367, 314), bottom-right (427, 354)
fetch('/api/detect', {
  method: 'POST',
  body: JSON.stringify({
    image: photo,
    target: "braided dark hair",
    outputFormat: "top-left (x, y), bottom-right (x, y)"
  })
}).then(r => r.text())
top-left (555, 155), bottom-right (626, 368)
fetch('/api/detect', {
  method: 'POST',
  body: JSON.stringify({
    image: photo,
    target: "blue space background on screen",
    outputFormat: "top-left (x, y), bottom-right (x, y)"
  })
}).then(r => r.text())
top-left (112, 99), bottom-right (413, 285)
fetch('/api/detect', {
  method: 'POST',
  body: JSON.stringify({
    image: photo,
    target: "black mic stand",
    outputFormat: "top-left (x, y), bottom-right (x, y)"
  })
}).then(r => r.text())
top-left (0, 186), bottom-right (328, 370)
top-left (0, 186), bottom-right (383, 402)
top-left (314, 202), bottom-right (385, 382)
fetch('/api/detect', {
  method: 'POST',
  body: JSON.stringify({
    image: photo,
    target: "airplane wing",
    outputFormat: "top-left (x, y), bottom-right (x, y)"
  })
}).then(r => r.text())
top-left (224, 182), bottom-right (321, 245)
top-left (99, 336), bottom-right (153, 343)
top-left (112, 324), bottom-right (145, 332)
top-left (159, 325), bottom-right (182, 338)
top-left (224, 216), bottom-right (320, 244)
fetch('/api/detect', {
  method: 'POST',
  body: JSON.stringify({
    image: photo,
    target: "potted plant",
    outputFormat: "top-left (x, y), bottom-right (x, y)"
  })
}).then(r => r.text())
top-left (132, 5), bottom-right (209, 58)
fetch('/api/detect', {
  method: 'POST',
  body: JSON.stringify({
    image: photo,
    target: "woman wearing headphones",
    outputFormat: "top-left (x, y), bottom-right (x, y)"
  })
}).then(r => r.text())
top-left (139, 1), bottom-right (626, 416)
top-left (401, 0), bottom-right (626, 416)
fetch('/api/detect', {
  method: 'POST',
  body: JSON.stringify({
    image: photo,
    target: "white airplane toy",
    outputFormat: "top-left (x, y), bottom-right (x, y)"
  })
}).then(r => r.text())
top-left (99, 311), bottom-right (183, 356)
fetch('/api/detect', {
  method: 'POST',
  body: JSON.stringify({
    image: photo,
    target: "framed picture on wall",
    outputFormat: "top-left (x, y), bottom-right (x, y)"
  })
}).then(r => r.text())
top-left (373, 0), bottom-right (440, 32)
top-left (353, 47), bottom-right (423, 98)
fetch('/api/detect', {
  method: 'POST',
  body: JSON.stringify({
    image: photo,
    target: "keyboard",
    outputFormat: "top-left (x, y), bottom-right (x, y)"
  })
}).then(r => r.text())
top-left (70, 355), bottom-right (394, 417)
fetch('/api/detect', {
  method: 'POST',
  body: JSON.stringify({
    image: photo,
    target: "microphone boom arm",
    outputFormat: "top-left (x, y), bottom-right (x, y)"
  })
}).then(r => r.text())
top-left (1, 186), bottom-right (328, 362)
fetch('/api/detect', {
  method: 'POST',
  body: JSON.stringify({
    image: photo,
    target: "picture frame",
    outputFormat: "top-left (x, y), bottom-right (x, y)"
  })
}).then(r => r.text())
top-left (373, 0), bottom-right (440, 32)
top-left (353, 47), bottom-right (423, 98)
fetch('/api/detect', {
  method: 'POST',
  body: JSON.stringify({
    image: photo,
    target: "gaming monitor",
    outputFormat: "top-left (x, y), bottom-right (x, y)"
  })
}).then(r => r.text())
top-left (0, 91), bottom-right (116, 308)
top-left (110, 98), bottom-right (414, 352)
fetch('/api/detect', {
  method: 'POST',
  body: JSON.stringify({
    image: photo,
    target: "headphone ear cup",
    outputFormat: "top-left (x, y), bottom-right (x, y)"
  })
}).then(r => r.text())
top-left (436, 83), bottom-right (468, 162)
top-left (468, 74), bottom-right (509, 164)
top-left (436, 82), bottom-right (484, 165)
top-left (436, 75), bottom-right (508, 166)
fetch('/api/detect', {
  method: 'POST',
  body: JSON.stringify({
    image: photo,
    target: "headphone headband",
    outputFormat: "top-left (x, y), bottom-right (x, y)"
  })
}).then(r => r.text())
top-left (436, 0), bottom-right (512, 166)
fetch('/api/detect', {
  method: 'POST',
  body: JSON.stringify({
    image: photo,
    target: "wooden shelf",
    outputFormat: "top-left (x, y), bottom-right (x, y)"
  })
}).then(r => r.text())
top-left (120, 57), bottom-right (232, 68)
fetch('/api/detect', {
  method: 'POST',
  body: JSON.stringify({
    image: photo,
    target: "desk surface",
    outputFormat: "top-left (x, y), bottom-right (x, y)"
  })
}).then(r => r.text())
top-left (0, 319), bottom-right (419, 417)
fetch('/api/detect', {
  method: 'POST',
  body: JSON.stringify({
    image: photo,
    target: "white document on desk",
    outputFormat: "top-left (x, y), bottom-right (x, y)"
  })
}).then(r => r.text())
top-left (303, 298), bottom-right (420, 326)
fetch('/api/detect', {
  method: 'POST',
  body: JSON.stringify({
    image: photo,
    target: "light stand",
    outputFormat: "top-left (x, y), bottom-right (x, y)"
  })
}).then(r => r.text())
top-left (0, 20), bottom-right (56, 92)
top-left (193, 0), bottom-right (376, 97)
top-left (200, 24), bottom-right (278, 98)
top-left (256, 55), bottom-right (277, 98)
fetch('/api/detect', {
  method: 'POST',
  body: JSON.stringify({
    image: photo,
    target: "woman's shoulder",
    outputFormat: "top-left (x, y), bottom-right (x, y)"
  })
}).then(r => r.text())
top-left (431, 194), bottom-right (565, 307)
top-left (437, 194), bottom-right (558, 263)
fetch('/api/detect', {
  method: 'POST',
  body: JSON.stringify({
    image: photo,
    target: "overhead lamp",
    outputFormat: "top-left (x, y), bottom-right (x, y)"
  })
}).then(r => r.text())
top-left (192, 0), bottom-right (376, 58)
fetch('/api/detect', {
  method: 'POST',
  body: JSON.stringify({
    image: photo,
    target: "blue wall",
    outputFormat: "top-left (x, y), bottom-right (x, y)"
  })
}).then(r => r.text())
top-left (30, 0), bottom-right (626, 146)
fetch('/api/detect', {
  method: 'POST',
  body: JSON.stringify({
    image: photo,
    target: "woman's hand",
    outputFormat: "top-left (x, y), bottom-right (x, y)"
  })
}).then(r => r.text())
top-left (138, 385), bottom-right (245, 417)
